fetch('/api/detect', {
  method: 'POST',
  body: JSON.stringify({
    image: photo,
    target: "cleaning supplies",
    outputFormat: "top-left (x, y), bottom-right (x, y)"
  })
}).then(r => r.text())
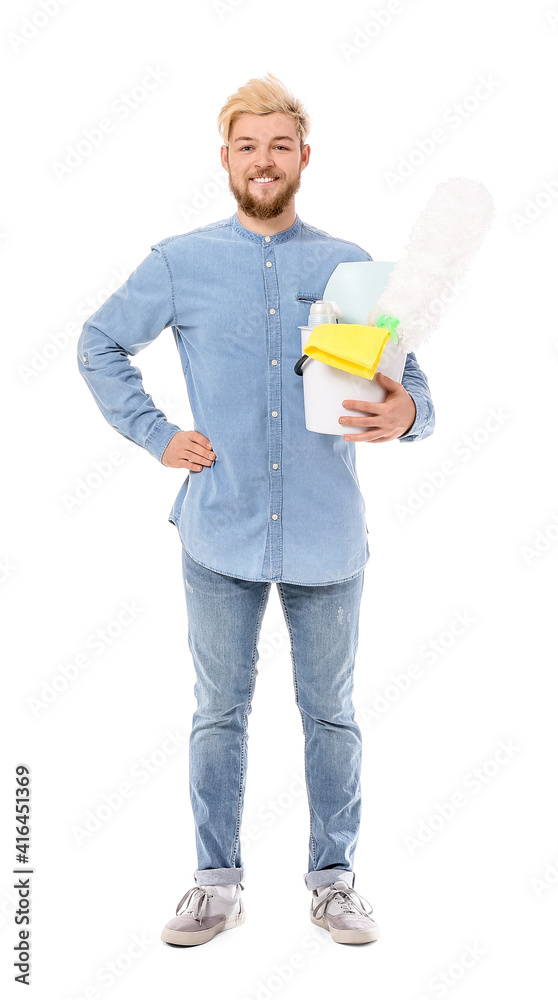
top-left (294, 177), bottom-right (495, 436)
top-left (295, 294), bottom-right (407, 436)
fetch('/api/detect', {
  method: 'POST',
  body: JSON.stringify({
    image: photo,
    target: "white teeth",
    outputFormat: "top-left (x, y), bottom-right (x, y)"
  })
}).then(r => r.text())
top-left (251, 177), bottom-right (278, 183)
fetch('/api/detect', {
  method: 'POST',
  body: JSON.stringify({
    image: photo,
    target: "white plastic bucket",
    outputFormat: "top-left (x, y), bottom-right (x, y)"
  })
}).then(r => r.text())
top-left (298, 326), bottom-right (407, 436)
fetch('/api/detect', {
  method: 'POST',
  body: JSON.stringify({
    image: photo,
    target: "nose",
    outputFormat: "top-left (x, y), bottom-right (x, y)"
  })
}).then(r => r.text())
top-left (253, 154), bottom-right (276, 170)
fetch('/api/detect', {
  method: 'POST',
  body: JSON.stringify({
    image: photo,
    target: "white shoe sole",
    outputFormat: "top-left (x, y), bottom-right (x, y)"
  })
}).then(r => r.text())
top-left (310, 911), bottom-right (379, 944)
top-left (161, 908), bottom-right (245, 946)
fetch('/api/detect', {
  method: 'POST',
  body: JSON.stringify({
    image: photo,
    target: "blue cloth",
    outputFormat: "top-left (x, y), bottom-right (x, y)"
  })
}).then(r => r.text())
top-left (181, 545), bottom-right (364, 887)
top-left (77, 211), bottom-right (435, 585)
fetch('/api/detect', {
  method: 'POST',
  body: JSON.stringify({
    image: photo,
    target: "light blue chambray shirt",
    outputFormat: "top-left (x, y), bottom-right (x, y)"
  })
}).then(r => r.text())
top-left (77, 211), bottom-right (435, 585)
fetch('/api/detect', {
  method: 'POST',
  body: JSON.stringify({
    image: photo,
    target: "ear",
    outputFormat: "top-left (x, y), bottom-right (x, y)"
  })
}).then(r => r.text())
top-left (220, 145), bottom-right (229, 173)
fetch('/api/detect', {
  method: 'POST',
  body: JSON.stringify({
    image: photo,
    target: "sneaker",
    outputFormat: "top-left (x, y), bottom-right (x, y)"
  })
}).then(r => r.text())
top-left (310, 879), bottom-right (379, 944)
top-left (161, 882), bottom-right (245, 946)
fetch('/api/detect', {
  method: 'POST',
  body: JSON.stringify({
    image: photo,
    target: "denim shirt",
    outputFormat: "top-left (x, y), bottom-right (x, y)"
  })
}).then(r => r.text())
top-left (77, 211), bottom-right (435, 585)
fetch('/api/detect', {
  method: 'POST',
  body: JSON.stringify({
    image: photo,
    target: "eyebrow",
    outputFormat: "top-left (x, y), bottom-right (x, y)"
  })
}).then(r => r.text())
top-left (233, 135), bottom-right (296, 143)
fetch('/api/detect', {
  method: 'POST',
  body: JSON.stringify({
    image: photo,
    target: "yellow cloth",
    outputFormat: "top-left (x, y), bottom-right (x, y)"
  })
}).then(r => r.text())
top-left (303, 323), bottom-right (390, 380)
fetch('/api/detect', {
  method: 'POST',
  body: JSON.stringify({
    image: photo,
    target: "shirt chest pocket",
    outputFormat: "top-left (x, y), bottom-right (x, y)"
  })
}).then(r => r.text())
top-left (295, 292), bottom-right (322, 307)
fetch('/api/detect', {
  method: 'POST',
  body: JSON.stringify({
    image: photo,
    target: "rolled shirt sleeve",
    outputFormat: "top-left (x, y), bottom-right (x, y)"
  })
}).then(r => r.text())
top-left (398, 350), bottom-right (436, 442)
top-left (77, 246), bottom-right (183, 462)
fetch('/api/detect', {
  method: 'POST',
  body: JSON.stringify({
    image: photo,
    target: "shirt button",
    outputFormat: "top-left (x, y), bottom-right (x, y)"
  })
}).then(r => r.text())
top-left (265, 236), bottom-right (271, 242)
top-left (269, 308), bottom-right (276, 314)
top-left (271, 359), bottom-right (277, 365)
top-left (272, 513), bottom-right (278, 520)
top-left (273, 463), bottom-right (278, 470)
top-left (272, 410), bottom-right (278, 417)
top-left (82, 354), bottom-right (87, 361)
top-left (266, 261), bottom-right (273, 268)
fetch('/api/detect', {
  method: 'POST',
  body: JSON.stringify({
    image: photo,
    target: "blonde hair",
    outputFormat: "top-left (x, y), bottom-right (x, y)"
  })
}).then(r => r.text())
top-left (218, 73), bottom-right (311, 151)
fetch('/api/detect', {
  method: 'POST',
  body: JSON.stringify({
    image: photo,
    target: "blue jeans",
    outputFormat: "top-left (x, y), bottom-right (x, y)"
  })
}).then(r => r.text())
top-left (181, 545), bottom-right (365, 891)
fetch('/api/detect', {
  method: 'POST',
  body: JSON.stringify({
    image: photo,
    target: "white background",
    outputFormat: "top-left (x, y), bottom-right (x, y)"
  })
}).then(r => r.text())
top-left (2, 0), bottom-right (558, 997)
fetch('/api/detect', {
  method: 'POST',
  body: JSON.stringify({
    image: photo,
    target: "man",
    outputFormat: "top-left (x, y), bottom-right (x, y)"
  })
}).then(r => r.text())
top-left (77, 73), bottom-right (435, 948)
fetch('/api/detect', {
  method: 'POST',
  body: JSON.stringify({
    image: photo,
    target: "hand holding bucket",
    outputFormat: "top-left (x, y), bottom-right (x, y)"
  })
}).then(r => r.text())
top-left (294, 296), bottom-right (407, 436)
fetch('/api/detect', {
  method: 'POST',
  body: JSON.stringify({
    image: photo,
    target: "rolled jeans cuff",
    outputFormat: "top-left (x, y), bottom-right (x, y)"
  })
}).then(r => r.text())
top-left (194, 866), bottom-right (245, 886)
top-left (305, 869), bottom-right (355, 890)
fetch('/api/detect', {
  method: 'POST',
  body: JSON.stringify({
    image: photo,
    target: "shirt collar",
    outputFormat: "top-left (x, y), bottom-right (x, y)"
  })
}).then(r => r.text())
top-left (231, 211), bottom-right (302, 244)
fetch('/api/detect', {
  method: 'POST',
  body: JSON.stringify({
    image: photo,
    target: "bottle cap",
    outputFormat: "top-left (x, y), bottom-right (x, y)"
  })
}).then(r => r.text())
top-left (310, 300), bottom-right (343, 319)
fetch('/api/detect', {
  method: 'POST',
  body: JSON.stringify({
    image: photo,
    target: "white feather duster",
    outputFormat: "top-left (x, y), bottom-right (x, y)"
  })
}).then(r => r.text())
top-left (367, 177), bottom-right (496, 351)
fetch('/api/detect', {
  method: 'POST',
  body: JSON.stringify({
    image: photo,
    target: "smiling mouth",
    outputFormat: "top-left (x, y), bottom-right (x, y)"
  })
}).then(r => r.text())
top-left (250, 176), bottom-right (280, 185)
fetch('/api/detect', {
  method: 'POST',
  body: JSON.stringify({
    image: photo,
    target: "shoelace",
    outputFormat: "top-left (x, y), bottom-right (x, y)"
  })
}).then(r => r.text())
top-left (312, 882), bottom-right (375, 922)
top-left (175, 882), bottom-right (245, 925)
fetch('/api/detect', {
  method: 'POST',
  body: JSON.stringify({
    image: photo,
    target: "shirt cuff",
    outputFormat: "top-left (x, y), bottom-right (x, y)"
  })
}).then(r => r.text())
top-left (398, 390), bottom-right (423, 442)
top-left (145, 420), bottom-right (183, 463)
